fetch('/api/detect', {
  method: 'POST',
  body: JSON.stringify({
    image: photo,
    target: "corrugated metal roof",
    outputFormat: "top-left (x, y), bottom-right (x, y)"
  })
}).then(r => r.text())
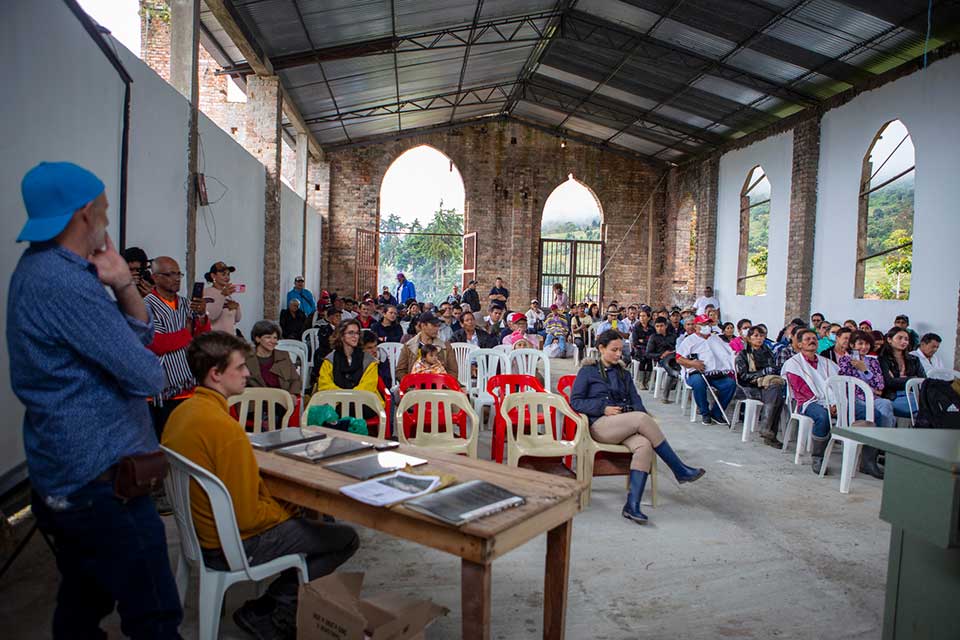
top-left (198, 0), bottom-right (959, 160)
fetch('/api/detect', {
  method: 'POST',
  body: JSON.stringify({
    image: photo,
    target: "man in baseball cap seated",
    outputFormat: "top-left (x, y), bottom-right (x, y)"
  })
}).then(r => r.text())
top-left (8, 162), bottom-right (182, 635)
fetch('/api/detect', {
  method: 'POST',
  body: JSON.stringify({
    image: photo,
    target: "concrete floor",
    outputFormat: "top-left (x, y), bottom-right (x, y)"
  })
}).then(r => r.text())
top-left (0, 358), bottom-right (888, 639)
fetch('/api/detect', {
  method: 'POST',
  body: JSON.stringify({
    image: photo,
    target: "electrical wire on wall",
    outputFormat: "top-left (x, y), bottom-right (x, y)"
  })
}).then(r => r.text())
top-left (189, 131), bottom-right (230, 247)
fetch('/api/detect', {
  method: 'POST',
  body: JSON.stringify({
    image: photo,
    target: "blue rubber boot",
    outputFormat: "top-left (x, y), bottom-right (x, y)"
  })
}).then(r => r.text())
top-left (654, 440), bottom-right (706, 483)
top-left (622, 470), bottom-right (649, 524)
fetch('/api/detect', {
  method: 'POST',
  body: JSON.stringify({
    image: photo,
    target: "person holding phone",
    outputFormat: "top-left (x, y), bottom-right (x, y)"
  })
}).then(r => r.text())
top-left (144, 256), bottom-right (211, 437)
top-left (204, 260), bottom-right (242, 335)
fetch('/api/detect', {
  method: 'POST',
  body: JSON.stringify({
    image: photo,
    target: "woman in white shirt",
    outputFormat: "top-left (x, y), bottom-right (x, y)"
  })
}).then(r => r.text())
top-left (203, 261), bottom-right (242, 335)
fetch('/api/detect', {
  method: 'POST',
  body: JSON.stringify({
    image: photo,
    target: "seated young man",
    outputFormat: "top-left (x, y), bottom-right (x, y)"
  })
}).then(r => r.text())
top-left (163, 331), bottom-right (359, 637)
top-left (675, 315), bottom-right (737, 425)
top-left (645, 317), bottom-right (678, 402)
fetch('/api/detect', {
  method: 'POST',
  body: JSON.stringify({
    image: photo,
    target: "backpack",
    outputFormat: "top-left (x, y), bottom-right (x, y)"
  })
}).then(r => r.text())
top-left (915, 379), bottom-right (960, 429)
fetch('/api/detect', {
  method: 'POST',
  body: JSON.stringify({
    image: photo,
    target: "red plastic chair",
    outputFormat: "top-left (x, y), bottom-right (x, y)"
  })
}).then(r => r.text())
top-left (487, 374), bottom-right (546, 463)
top-left (397, 373), bottom-right (466, 439)
top-left (557, 373), bottom-right (632, 478)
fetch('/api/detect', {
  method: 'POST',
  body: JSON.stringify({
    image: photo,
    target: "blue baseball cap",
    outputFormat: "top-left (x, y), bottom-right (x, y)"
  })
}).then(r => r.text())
top-left (18, 162), bottom-right (105, 243)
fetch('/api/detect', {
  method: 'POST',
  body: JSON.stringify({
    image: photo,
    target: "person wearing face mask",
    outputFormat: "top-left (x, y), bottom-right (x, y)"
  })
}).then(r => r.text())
top-left (676, 315), bottom-right (736, 425)
top-left (571, 330), bottom-right (705, 525)
top-left (728, 319), bottom-right (752, 353)
top-left (820, 327), bottom-right (852, 363)
top-left (735, 327), bottom-right (785, 446)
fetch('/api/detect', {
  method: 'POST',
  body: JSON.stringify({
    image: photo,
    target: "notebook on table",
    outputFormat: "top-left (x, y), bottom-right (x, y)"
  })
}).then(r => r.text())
top-left (275, 436), bottom-right (374, 463)
top-left (324, 451), bottom-right (428, 480)
top-left (403, 480), bottom-right (525, 526)
top-left (248, 428), bottom-right (327, 451)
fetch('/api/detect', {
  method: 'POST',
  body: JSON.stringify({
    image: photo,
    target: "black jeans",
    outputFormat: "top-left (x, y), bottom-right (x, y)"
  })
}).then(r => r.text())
top-left (202, 517), bottom-right (359, 608)
top-left (32, 482), bottom-right (183, 639)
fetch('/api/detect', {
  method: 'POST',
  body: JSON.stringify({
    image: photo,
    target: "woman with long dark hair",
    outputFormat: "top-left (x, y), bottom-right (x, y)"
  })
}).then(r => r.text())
top-left (630, 308), bottom-right (655, 389)
top-left (877, 327), bottom-right (925, 418)
top-left (570, 330), bottom-right (705, 525)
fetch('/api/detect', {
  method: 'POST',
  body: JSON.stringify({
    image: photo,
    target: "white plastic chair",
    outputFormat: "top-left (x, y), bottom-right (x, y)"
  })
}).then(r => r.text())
top-left (509, 348), bottom-right (552, 391)
top-left (450, 342), bottom-right (479, 392)
top-left (731, 396), bottom-right (764, 443)
top-left (927, 368), bottom-right (960, 380)
top-left (468, 349), bottom-right (509, 430)
top-left (820, 375), bottom-right (874, 494)
top-left (780, 384), bottom-right (815, 464)
top-left (307, 389), bottom-right (386, 435)
top-left (395, 390), bottom-right (479, 457)
top-left (501, 392), bottom-right (587, 498)
top-left (161, 447), bottom-right (309, 640)
top-left (905, 377), bottom-right (924, 426)
top-left (678, 376), bottom-right (693, 416)
top-left (301, 327), bottom-right (320, 362)
top-left (276, 339), bottom-right (310, 397)
top-left (377, 342), bottom-right (404, 393)
top-left (227, 388), bottom-right (294, 432)
top-left (584, 325), bottom-right (599, 362)
top-left (492, 344), bottom-right (512, 356)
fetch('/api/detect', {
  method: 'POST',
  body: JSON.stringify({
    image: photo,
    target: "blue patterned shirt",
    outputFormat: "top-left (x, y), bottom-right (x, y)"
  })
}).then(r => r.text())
top-left (7, 243), bottom-right (165, 501)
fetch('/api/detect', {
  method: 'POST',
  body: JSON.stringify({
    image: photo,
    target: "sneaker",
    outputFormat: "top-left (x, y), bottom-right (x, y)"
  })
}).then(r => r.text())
top-left (233, 602), bottom-right (277, 640)
top-left (700, 415), bottom-right (713, 425)
top-left (271, 604), bottom-right (297, 639)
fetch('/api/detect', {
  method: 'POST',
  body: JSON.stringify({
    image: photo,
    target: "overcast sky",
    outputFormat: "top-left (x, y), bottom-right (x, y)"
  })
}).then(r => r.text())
top-left (380, 146), bottom-right (466, 225)
top-left (77, 0), bottom-right (141, 54)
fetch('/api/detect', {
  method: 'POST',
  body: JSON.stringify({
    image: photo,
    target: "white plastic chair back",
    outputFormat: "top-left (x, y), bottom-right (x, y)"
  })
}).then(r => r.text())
top-left (276, 340), bottom-right (310, 391)
top-left (377, 342), bottom-right (404, 390)
top-left (492, 344), bottom-right (512, 356)
top-left (450, 342), bottom-right (479, 390)
top-left (826, 375), bottom-right (874, 428)
top-left (301, 328), bottom-right (320, 361)
top-left (162, 447), bottom-right (251, 574)
top-left (905, 377), bottom-right (923, 426)
top-left (509, 348), bottom-right (552, 389)
top-left (227, 388), bottom-right (294, 432)
top-left (468, 349), bottom-right (509, 399)
top-left (928, 368), bottom-right (960, 381)
top-left (307, 389), bottom-right (385, 426)
top-left (395, 389), bottom-right (479, 457)
top-left (501, 392), bottom-right (583, 449)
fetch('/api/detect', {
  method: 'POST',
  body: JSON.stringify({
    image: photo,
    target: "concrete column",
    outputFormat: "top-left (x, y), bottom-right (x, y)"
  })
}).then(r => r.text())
top-left (695, 154), bottom-right (720, 293)
top-left (784, 116), bottom-right (822, 324)
top-left (245, 75), bottom-right (283, 320)
top-left (168, 0), bottom-right (195, 99)
top-left (295, 132), bottom-right (309, 199)
top-left (307, 158), bottom-right (330, 286)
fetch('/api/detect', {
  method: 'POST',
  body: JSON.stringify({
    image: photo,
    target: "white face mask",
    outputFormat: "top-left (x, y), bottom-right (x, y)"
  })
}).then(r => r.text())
top-left (741, 328), bottom-right (750, 337)
top-left (699, 325), bottom-right (712, 336)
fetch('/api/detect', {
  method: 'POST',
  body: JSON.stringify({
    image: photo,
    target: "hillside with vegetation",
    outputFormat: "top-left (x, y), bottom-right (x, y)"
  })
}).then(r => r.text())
top-left (541, 218), bottom-right (601, 240)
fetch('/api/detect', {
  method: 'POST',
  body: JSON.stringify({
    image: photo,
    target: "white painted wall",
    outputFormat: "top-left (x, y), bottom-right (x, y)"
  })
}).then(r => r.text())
top-left (0, 0), bottom-right (126, 490)
top-left (195, 113), bottom-right (266, 340)
top-left (0, 0), bottom-right (318, 484)
top-left (305, 207), bottom-right (323, 297)
top-left (280, 183), bottom-right (306, 308)
top-left (812, 55), bottom-right (960, 359)
top-left (715, 132), bottom-right (793, 327)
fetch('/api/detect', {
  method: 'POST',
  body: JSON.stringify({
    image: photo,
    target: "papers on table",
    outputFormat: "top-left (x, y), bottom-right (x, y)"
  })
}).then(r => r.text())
top-left (339, 471), bottom-right (442, 507)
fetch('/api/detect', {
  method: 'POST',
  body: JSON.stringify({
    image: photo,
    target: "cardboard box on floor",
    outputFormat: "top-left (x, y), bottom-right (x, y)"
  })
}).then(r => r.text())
top-left (297, 572), bottom-right (448, 640)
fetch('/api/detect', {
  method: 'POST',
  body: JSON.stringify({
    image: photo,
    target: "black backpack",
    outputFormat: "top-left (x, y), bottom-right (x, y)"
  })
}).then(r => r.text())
top-left (915, 379), bottom-right (960, 429)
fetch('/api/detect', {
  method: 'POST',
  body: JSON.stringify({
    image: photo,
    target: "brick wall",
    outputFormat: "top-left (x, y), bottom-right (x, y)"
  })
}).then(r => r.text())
top-left (323, 119), bottom-right (667, 307)
top-left (783, 115), bottom-right (821, 324)
top-left (141, 1), bottom-right (246, 146)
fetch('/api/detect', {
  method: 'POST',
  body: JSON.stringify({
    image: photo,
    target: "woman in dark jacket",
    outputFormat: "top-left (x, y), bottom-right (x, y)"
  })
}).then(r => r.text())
top-left (878, 327), bottom-right (925, 418)
top-left (734, 327), bottom-right (785, 446)
top-left (570, 329), bottom-right (705, 525)
top-left (246, 321), bottom-right (302, 395)
top-left (630, 309), bottom-right (656, 390)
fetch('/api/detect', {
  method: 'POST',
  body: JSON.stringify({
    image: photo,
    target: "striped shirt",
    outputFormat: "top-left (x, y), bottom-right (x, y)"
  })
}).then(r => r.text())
top-left (144, 291), bottom-right (210, 400)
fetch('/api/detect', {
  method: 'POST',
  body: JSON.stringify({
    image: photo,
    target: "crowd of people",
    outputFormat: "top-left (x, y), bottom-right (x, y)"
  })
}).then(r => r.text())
top-left (8, 162), bottom-right (955, 638)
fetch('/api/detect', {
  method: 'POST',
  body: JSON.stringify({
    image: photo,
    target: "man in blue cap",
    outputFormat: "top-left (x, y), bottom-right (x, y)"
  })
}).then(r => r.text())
top-left (7, 162), bottom-right (182, 637)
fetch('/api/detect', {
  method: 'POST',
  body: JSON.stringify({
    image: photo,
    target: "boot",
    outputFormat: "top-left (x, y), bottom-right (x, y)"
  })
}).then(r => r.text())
top-left (622, 470), bottom-right (649, 524)
top-left (639, 370), bottom-right (650, 390)
top-left (661, 375), bottom-right (676, 404)
top-left (859, 445), bottom-right (885, 480)
top-left (653, 441), bottom-right (705, 484)
top-left (811, 434), bottom-right (829, 475)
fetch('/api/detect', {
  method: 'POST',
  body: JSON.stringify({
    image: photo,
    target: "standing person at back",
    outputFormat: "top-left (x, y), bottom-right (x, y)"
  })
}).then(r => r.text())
top-left (144, 256), bottom-right (211, 436)
top-left (488, 276), bottom-right (509, 305)
top-left (461, 278), bottom-right (481, 312)
top-left (7, 162), bottom-right (182, 637)
top-left (396, 272), bottom-right (416, 304)
top-left (204, 261), bottom-right (242, 334)
top-left (694, 285), bottom-right (720, 316)
top-left (286, 276), bottom-right (316, 322)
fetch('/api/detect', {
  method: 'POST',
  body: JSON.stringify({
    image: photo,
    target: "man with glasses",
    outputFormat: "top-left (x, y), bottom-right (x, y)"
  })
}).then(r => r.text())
top-left (286, 275), bottom-right (316, 321)
top-left (144, 256), bottom-right (210, 437)
top-left (593, 305), bottom-right (631, 363)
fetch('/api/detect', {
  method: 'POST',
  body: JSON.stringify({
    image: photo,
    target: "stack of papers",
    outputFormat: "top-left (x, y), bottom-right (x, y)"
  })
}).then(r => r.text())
top-left (339, 472), bottom-right (441, 507)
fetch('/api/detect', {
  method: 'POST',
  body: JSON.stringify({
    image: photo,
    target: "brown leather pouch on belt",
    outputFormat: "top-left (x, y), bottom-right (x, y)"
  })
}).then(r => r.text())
top-left (114, 451), bottom-right (169, 500)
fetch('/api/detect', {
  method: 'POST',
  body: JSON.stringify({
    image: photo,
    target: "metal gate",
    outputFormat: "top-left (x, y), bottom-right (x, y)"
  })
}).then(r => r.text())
top-left (354, 228), bottom-right (379, 299)
top-left (462, 231), bottom-right (477, 289)
top-left (538, 238), bottom-right (603, 305)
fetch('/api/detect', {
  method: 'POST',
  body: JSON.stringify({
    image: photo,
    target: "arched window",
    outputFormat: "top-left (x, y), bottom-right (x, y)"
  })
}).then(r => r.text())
top-left (856, 120), bottom-right (914, 300)
top-left (539, 174), bottom-right (603, 303)
top-left (673, 195), bottom-right (697, 297)
top-left (737, 166), bottom-right (770, 296)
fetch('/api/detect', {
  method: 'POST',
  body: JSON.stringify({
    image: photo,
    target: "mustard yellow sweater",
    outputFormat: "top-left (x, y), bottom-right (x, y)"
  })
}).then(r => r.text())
top-left (162, 387), bottom-right (291, 549)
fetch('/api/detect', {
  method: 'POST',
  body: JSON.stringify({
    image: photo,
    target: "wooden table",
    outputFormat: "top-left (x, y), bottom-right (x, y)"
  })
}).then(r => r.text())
top-left (254, 428), bottom-right (583, 640)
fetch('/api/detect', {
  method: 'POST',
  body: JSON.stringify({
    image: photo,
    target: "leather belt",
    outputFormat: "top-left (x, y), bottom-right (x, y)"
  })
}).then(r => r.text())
top-left (95, 465), bottom-right (118, 483)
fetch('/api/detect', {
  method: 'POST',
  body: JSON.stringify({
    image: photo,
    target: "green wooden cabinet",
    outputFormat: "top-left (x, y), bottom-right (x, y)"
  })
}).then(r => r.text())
top-left (834, 427), bottom-right (960, 640)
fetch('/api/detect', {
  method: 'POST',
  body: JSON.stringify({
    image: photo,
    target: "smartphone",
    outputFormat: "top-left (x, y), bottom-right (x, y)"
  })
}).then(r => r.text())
top-left (191, 281), bottom-right (205, 300)
top-left (234, 283), bottom-right (246, 293)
